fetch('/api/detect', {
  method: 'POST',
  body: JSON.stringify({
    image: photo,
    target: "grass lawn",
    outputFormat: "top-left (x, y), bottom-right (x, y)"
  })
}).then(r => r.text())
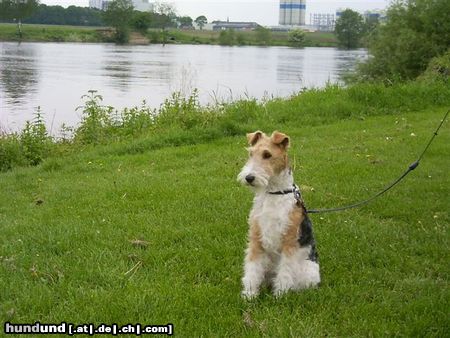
top-left (165, 29), bottom-right (337, 47)
top-left (0, 89), bottom-right (449, 336)
top-left (0, 23), bottom-right (106, 43)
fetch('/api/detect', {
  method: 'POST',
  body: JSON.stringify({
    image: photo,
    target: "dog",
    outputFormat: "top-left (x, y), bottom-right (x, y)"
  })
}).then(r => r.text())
top-left (237, 130), bottom-right (320, 298)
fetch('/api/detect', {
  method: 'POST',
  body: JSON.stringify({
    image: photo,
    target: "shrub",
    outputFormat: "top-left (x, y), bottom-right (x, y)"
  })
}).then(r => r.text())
top-left (74, 90), bottom-right (114, 145)
top-left (357, 0), bottom-right (450, 81)
top-left (288, 29), bottom-right (306, 47)
top-left (20, 108), bottom-right (52, 166)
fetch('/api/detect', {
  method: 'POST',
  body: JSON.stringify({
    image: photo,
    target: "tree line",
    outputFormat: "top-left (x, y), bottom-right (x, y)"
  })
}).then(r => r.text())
top-left (0, 1), bottom-right (206, 31)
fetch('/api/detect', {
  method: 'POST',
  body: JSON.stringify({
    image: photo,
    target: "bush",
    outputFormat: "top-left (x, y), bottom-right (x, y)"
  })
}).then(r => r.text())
top-left (20, 108), bottom-right (52, 166)
top-left (357, 0), bottom-right (450, 81)
top-left (288, 29), bottom-right (306, 47)
top-left (219, 29), bottom-right (235, 46)
top-left (418, 50), bottom-right (450, 83)
top-left (74, 91), bottom-right (114, 145)
top-left (0, 108), bottom-right (52, 171)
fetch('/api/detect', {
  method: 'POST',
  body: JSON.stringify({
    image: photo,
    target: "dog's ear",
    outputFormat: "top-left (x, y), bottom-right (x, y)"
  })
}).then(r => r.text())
top-left (271, 131), bottom-right (290, 149)
top-left (247, 131), bottom-right (263, 146)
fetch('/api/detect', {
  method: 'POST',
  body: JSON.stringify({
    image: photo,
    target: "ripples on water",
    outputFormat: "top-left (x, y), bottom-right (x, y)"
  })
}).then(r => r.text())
top-left (0, 42), bottom-right (367, 132)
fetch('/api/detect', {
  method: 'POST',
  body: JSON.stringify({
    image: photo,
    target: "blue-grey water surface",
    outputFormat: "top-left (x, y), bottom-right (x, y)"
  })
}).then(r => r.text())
top-left (0, 42), bottom-right (367, 132)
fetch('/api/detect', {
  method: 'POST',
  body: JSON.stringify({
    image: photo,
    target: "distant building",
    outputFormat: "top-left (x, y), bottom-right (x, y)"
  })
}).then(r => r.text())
top-left (310, 13), bottom-right (335, 31)
top-left (336, 8), bottom-right (386, 23)
top-left (89, 0), bottom-right (110, 10)
top-left (89, 0), bottom-right (153, 12)
top-left (279, 0), bottom-right (306, 26)
top-left (132, 0), bottom-right (153, 12)
top-left (211, 21), bottom-right (259, 31)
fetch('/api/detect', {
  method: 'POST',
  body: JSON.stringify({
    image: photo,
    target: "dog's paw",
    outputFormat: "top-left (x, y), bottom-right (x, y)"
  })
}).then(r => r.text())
top-left (241, 289), bottom-right (259, 300)
top-left (273, 287), bottom-right (289, 298)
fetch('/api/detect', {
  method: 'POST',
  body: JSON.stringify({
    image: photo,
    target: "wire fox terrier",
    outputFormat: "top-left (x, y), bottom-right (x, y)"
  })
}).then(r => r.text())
top-left (237, 131), bottom-right (320, 298)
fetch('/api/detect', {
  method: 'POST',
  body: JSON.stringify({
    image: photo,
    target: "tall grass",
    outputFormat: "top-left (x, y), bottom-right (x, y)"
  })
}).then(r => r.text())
top-left (1, 80), bottom-right (449, 172)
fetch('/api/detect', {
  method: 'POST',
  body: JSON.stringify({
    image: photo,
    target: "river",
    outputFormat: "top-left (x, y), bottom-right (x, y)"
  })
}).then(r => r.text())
top-left (0, 42), bottom-right (367, 132)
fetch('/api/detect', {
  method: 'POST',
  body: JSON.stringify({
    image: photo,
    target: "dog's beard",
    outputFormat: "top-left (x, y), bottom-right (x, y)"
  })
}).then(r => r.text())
top-left (237, 164), bottom-right (270, 190)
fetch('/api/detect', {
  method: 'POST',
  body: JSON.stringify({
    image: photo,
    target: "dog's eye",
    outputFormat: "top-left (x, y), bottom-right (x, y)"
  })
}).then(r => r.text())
top-left (262, 151), bottom-right (272, 159)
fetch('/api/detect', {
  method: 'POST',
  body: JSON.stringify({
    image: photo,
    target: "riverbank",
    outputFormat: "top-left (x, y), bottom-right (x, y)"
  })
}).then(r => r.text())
top-left (0, 23), bottom-right (338, 46)
top-left (0, 81), bottom-right (448, 336)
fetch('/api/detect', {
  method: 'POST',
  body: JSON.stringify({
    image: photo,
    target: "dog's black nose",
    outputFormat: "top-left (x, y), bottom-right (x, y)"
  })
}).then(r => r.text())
top-left (245, 174), bottom-right (255, 184)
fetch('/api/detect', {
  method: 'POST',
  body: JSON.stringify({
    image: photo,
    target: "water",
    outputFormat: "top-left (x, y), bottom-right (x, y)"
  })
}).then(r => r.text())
top-left (0, 42), bottom-right (367, 132)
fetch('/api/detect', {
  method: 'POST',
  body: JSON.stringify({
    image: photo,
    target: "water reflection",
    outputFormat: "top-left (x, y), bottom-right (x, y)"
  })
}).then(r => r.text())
top-left (0, 43), bottom-right (38, 104)
top-left (102, 47), bottom-right (133, 90)
top-left (0, 43), bottom-right (367, 131)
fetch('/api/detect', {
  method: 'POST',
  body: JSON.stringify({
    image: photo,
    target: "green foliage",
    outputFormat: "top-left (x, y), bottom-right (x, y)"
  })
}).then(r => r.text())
top-left (0, 107), bottom-right (53, 171)
top-left (177, 16), bottom-right (193, 29)
top-left (357, 0), bottom-right (450, 82)
top-left (335, 9), bottom-right (364, 49)
top-left (156, 89), bottom-right (218, 130)
top-left (219, 29), bottom-right (235, 46)
top-left (103, 0), bottom-right (134, 43)
top-left (236, 32), bottom-right (246, 45)
top-left (75, 91), bottom-right (114, 145)
top-left (194, 15), bottom-right (207, 30)
top-left (131, 11), bottom-right (152, 33)
top-left (288, 28), bottom-right (306, 47)
top-left (24, 4), bottom-right (103, 26)
top-left (418, 50), bottom-right (450, 83)
top-left (0, 133), bottom-right (25, 171)
top-left (0, 0), bottom-right (39, 22)
top-left (20, 108), bottom-right (52, 165)
top-left (255, 26), bottom-right (272, 45)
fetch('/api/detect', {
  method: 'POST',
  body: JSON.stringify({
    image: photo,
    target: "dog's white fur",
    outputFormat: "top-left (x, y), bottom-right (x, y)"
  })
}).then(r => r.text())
top-left (238, 131), bottom-right (320, 298)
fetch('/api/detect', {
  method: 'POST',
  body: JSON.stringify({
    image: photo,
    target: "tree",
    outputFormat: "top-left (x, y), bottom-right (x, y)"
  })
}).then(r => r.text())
top-left (335, 9), bottom-right (364, 49)
top-left (153, 2), bottom-right (177, 44)
top-left (132, 11), bottom-right (152, 33)
top-left (178, 16), bottom-right (193, 29)
top-left (0, 0), bottom-right (39, 38)
top-left (357, 0), bottom-right (450, 81)
top-left (255, 26), bottom-right (272, 45)
top-left (103, 0), bottom-right (134, 43)
top-left (194, 15), bottom-right (207, 30)
top-left (288, 28), bottom-right (306, 47)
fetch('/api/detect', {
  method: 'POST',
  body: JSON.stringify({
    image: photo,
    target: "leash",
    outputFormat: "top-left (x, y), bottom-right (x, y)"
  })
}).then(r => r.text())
top-left (269, 110), bottom-right (449, 214)
top-left (305, 109), bottom-right (449, 214)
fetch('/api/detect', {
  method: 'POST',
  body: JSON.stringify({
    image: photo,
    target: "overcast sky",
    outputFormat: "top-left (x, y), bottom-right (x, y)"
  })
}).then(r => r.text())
top-left (41, 1), bottom-right (390, 25)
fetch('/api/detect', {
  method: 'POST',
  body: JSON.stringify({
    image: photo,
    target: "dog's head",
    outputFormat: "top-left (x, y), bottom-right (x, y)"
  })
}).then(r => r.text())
top-left (237, 130), bottom-right (290, 190)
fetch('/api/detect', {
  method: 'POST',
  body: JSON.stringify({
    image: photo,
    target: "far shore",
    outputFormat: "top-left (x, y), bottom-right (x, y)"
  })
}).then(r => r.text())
top-left (0, 23), bottom-right (338, 47)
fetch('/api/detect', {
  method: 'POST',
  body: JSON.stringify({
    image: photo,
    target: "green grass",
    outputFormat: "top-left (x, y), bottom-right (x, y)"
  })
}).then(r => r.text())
top-left (164, 29), bottom-right (337, 47)
top-left (0, 23), bottom-right (337, 46)
top-left (1, 83), bottom-right (449, 336)
top-left (0, 23), bottom-right (107, 43)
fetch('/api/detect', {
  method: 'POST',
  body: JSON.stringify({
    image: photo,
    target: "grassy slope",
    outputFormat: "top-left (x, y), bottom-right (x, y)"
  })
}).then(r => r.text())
top-left (1, 97), bottom-right (449, 336)
top-left (0, 23), bottom-right (105, 43)
top-left (165, 29), bottom-right (337, 47)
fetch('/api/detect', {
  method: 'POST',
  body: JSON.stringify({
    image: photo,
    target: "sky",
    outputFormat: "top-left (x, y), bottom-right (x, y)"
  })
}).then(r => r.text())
top-left (40, 1), bottom-right (390, 25)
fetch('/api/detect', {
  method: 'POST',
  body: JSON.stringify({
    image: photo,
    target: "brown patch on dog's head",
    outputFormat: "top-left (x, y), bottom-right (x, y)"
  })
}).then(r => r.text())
top-left (247, 131), bottom-right (290, 175)
top-left (247, 131), bottom-right (263, 146)
top-left (270, 131), bottom-right (290, 149)
top-left (238, 131), bottom-right (292, 188)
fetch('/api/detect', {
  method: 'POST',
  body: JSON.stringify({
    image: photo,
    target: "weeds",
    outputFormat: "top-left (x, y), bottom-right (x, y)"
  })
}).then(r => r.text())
top-left (1, 81), bottom-right (449, 172)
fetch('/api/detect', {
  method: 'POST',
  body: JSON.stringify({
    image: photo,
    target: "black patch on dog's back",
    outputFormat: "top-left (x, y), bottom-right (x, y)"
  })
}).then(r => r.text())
top-left (298, 214), bottom-right (319, 262)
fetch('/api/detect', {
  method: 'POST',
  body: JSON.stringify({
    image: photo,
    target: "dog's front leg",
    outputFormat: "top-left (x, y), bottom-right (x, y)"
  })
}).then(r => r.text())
top-left (242, 249), bottom-right (270, 299)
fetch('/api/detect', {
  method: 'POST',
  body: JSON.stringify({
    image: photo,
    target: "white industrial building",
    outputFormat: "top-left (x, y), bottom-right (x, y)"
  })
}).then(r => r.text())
top-left (279, 0), bottom-right (306, 26)
top-left (89, 0), bottom-right (153, 12)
